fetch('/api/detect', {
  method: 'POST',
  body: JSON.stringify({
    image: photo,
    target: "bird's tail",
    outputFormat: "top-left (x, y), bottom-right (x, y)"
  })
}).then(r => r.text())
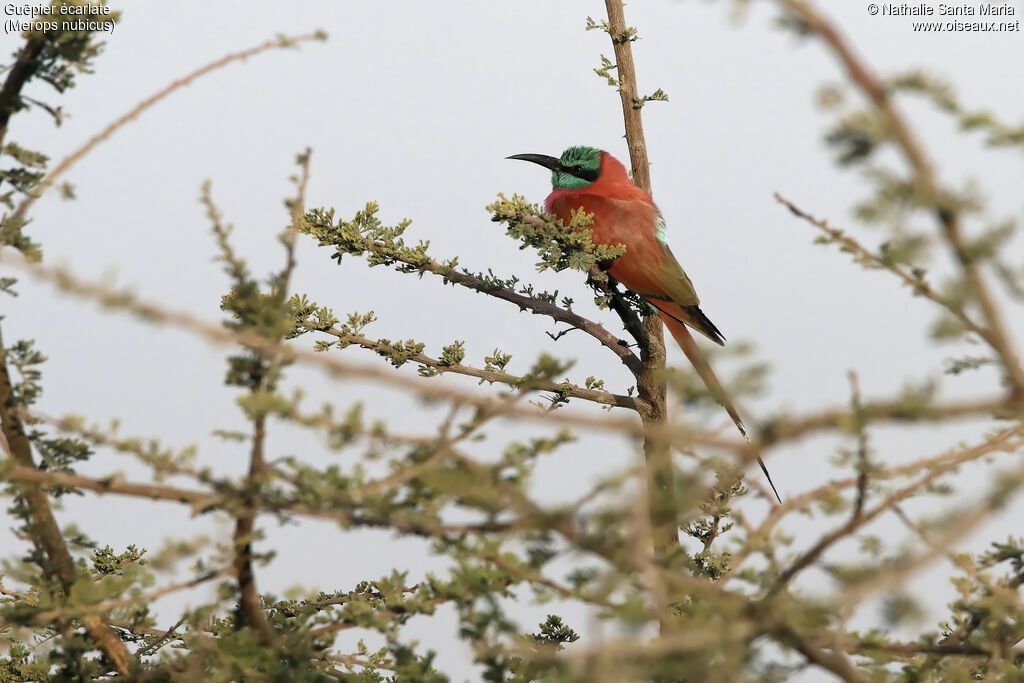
top-left (658, 311), bottom-right (782, 504)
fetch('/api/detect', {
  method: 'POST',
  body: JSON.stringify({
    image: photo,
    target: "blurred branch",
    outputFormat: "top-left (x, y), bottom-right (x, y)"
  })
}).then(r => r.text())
top-left (758, 393), bottom-right (1016, 446)
top-left (603, 0), bottom-right (677, 570)
top-left (20, 570), bottom-right (225, 629)
top-left (768, 374), bottom-right (875, 596)
top-left (774, 193), bottom-right (992, 344)
top-left (770, 425), bottom-right (1024, 594)
top-left (0, 325), bottom-right (135, 675)
top-left (6, 242), bottom-right (1013, 454)
top-left (774, 0), bottom-right (1024, 396)
top-left (3, 463), bottom-right (522, 537)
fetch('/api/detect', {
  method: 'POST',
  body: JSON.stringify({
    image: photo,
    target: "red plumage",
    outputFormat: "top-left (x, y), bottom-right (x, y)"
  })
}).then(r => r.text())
top-left (544, 151), bottom-right (721, 346)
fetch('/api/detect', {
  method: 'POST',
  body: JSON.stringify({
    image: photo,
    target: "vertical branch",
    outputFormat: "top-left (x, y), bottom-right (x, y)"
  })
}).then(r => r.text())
top-left (848, 371), bottom-right (869, 519)
top-left (231, 413), bottom-right (276, 646)
top-left (230, 150), bottom-right (310, 648)
top-left (0, 327), bottom-right (134, 675)
top-left (603, 0), bottom-right (677, 581)
top-left (602, 0), bottom-right (652, 194)
top-left (0, 36), bottom-right (45, 149)
top-left (279, 148), bottom-right (312, 301)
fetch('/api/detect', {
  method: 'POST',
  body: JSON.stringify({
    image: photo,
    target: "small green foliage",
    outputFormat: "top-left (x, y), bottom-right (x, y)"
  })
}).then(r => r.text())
top-left (303, 203), bottom-right (429, 270)
top-left (287, 293), bottom-right (340, 337)
top-left (0, 143), bottom-right (47, 196)
top-left (594, 53), bottom-right (621, 87)
top-left (484, 349), bottom-right (513, 373)
top-left (5, 339), bottom-right (47, 407)
top-left (30, 433), bottom-right (91, 476)
top-left (375, 338), bottom-right (425, 368)
top-left (91, 544), bottom-right (147, 576)
top-left (825, 109), bottom-right (885, 166)
top-left (585, 15), bottom-right (638, 43)
top-left (632, 88), bottom-right (669, 109)
top-left (0, 5), bottom-right (120, 261)
top-left (881, 592), bottom-right (925, 627)
top-left (889, 70), bottom-right (1024, 149)
top-left (488, 194), bottom-right (626, 278)
top-left (438, 340), bottom-right (465, 366)
top-left (530, 614), bottom-right (580, 648)
top-left (518, 353), bottom-right (574, 391)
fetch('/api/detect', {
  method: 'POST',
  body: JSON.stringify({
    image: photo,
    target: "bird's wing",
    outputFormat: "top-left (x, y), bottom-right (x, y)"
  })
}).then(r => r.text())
top-left (611, 215), bottom-right (702, 309)
top-left (553, 195), bottom-right (700, 307)
top-left (549, 194), bottom-right (724, 344)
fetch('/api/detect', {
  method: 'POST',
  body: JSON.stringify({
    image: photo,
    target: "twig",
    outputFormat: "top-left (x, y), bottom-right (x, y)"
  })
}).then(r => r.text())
top-left (354, 239), bottom-right (643, 375)
top-left (774, 193), bottom-right (992, 346)
top-left (769, 425), bottom-right (1024, 595)
top-left (314, 325), bottom-right (636, 409)
top-left (135, 616), bottom-right (188, 657)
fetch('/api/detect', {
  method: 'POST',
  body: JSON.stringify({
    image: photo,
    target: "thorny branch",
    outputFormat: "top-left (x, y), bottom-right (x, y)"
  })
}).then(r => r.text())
top-left (312, 324), bottom-right (636, 409)
top-left (602, 0), bottom-right (678, 572)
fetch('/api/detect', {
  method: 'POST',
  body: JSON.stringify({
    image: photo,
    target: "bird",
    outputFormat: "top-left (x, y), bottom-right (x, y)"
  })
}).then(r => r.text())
top-left (508, 145), bottom-right (780, 503)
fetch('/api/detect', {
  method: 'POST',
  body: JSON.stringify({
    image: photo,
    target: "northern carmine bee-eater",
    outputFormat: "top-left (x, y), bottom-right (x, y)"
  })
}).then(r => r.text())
top-left (508, 145), bottom-right (780, 503)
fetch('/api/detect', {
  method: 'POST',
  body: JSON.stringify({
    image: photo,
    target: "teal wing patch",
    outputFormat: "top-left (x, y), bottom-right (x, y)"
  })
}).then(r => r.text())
top-left (655, 215), bottom-right (669, 246)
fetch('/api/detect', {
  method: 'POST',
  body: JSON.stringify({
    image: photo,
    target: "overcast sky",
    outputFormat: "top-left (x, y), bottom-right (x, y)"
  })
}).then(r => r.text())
top-left (3, 1), bottom-right (1023, 679)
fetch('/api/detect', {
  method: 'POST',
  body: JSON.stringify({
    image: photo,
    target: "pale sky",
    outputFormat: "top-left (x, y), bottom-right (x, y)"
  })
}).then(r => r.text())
top-left (3, 1), bottom-right (1023, 679)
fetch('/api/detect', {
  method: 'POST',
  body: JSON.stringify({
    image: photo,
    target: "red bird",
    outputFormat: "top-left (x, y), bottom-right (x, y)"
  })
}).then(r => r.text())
top-left (509, 146), bottom-right (780, 502)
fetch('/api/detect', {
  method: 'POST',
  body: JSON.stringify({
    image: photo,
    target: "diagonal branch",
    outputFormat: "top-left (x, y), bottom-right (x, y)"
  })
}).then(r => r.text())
top-left (361, 240), bottom-right (643, 375)
top-left (0, 326), bottom-right (135, 675)
top-left (774, 0), bottom-right (1024, 396)
top-left (313, 325), bottom-right (638, 410)
top-left (774, 193), bottom-right (994, 346)
top-left (769, 425), bottom-right (1024, 595)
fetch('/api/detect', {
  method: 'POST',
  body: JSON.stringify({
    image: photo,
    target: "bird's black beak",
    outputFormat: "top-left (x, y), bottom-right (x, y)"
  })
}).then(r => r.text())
top-left (506, 153), bottom-right (562, 172)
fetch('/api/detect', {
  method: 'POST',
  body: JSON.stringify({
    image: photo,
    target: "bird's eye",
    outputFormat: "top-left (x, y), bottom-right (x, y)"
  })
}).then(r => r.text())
top-left (573, 165), bottom-right (584, 173)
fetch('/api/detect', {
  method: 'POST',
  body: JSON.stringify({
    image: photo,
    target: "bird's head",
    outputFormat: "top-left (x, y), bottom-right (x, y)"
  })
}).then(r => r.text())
top-left (507, 145), bottom-right (603, 191)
